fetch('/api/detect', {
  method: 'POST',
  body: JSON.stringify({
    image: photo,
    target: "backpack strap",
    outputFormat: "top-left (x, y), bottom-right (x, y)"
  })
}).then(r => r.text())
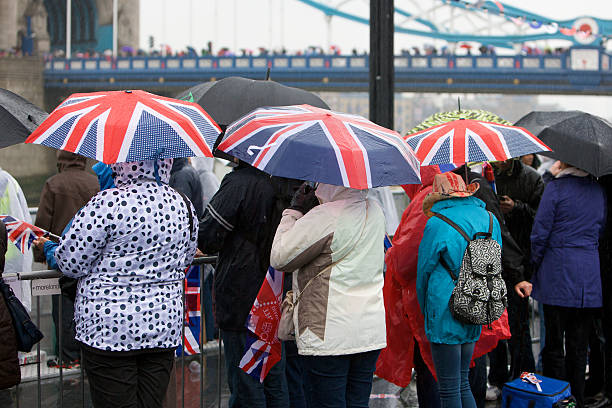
top-left (438, 256), bottom-right (458, 281)
top-left (473, 212), bottom-right (494, 240)
top-left (432, 212), bottom-right (470, 242)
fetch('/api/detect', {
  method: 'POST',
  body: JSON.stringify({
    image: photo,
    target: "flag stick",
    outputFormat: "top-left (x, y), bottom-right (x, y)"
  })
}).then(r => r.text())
top-left (45, 232), bottom-right (62, 241)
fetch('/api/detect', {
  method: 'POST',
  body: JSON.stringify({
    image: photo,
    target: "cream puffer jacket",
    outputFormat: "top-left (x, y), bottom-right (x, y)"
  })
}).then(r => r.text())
top-left (271, 184), bottom-right (387, 356)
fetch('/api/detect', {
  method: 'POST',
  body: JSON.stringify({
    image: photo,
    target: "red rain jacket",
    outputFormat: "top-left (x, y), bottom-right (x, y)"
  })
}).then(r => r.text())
top-left (375, 166), bottom-right (511, 387)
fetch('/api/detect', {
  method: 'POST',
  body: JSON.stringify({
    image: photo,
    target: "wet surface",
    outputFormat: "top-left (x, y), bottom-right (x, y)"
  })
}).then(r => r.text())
top-left (4, 346), bottom-right (515, 407)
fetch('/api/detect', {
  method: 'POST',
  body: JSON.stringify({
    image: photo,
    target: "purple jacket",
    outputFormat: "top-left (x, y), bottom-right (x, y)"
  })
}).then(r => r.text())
top-left (531, 174), bottom-right (606, 308)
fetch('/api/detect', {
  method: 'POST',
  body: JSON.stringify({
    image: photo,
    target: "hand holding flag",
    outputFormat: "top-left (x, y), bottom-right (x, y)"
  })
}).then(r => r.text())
top-left (0, 215), bottom-right (59, 254)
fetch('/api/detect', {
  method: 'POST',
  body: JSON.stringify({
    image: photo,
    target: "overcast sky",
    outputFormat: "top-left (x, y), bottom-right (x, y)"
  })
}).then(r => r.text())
top-left (139, 0), bottom-right (612, 53)
top-left (139, 0), bottom-right (612, 119)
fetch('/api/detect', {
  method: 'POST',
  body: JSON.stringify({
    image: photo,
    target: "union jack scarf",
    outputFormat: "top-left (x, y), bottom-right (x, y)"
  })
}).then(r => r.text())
top-left (239, 267), bottom-right (284, 382)
top-left (0, 215), bottom-right (47, 254)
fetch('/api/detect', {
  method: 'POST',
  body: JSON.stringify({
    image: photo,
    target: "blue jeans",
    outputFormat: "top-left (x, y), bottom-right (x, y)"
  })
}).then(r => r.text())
top-left (301, 349), bottom-right (381, 408)
top-left (284, 340), bottom-right (309, 408)
top-left (222, 330), bottom-right (289, 408)
top-left (430, 342), bottom-right (477, 408)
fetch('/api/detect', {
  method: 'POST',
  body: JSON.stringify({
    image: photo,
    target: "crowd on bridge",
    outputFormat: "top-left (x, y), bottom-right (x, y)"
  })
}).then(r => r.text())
top-left (2, 40), bottom-right (572, 61)
top-left (0, 82), bottom-right (611, 408)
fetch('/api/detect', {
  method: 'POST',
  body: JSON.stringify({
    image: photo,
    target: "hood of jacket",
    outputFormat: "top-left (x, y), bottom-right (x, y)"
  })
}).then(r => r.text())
top-left (110, 159), bottom-right (173, 187)
top-left (171, 157), bottom-right (190, 173)
top-left (56, 150), bottom-right (87, 172)
top-left (92, 162), bottom-right (115, 190)
top-left (315, 183), bottom-right (368, 204)
top-left (402, 166), bottom-right (440, 200)
top-left (430, 194), bottom-right (485, 213)
top-left (191, 157), bottom-right (215, 174)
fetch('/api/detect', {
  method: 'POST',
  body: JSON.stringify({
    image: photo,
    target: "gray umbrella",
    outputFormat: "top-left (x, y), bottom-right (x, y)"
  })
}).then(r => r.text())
top-left (0, 88), bottom-right (48, 148)
top-left (515, 111), bottom-right (612, 177)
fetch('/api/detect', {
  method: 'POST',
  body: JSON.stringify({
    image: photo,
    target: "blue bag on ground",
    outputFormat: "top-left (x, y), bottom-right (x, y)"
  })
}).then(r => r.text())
top-left (502, 374), bottom-right (572, 408)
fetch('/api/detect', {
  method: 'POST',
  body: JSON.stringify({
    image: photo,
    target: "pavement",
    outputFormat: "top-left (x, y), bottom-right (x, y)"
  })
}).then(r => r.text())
top-left (0, 339), bottom-right (509, 407)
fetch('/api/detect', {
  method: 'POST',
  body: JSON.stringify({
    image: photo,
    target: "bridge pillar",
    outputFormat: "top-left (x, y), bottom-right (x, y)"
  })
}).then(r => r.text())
top-left (369, 0), bottom-right (394, 129)
top-left (0, 0), bottom-right (18, 52)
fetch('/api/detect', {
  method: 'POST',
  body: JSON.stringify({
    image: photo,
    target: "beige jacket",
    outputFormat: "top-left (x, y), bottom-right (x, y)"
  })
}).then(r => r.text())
top-left (271, 184), bottom-right (387, 356)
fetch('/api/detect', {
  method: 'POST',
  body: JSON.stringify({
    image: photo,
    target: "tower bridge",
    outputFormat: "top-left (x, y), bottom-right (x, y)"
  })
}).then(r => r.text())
top-left (44, 46), bottom-right (612, 96)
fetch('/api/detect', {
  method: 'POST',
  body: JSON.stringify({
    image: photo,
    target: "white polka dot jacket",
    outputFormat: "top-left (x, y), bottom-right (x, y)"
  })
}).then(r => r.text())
top-left (55, 159), bottom-right (199, 352)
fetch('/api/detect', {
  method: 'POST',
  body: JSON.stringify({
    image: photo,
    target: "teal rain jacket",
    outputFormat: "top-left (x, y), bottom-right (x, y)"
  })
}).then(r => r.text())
top-left (417, 196), bottom-right (502, 345)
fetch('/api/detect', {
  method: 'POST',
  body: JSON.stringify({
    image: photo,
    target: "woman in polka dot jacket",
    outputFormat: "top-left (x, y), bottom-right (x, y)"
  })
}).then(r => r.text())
top-left (54, 159), bottom-right (198, 408)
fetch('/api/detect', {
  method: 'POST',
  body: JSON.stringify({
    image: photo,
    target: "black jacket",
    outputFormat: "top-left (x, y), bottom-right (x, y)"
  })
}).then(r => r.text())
top-left (198, 165), bottom-right (281, 331)
top-left (170, 158), bottom-right (204, 219)
top-left (495, 160), bottom-right (545, 281)
top-left (454, 166), bottom-right (527, 287)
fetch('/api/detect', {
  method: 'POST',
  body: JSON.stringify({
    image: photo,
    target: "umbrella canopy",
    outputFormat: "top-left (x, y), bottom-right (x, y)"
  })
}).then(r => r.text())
top-left (218, 104), bottom-right (421, 189)
top-left (176, 77), bottom-right (330, 127)
top-left (405, 118), bottom-right (550, 166)
top-left (407, 109), bottom-right (512, 135)
top-left (515, 111), bottom-right (612, 177)
top-left (0, 88), bottom-right (48, 148)
top-left (26, 90), bottom-right (221, 164)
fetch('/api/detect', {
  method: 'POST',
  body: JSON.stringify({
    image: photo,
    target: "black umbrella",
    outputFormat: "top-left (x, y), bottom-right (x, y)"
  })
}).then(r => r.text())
top-left (0, 88), bottom-right (48, 148)
top-left (176, 76), bottom-right (330, 127)
top-left (176, 76), bottom-right (330, 160)
top-left (515, 111), bottom-right (612, 177)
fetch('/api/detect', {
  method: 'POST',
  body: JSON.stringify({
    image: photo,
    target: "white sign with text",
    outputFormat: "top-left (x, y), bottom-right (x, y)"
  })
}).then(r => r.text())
top-left (31, 278), bottom-right (61, 296)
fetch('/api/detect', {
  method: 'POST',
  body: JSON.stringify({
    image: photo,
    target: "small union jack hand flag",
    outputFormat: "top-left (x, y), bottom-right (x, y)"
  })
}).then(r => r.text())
top-left (239, 267), bottom-right (284, 382)
top-left (0, 215), bottom-right (49, 254)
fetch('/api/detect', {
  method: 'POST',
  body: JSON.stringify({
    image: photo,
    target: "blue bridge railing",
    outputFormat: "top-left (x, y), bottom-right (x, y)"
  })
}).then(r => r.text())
top-left (43, 47), bottom-right (612, 95)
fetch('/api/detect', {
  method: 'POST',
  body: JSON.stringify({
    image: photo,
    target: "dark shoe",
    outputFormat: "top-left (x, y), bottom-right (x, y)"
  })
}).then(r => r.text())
top-left (585, 393), bottom-right (612, 408)
top-left (554, 396), bottom-right (578, 408)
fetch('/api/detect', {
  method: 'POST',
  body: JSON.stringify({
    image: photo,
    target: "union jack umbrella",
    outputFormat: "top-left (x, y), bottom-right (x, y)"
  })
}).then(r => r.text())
top-left (404, 119), bottom-right (551, 166)
top-left (0, 215), bottom-right (57, 254)
top-left (218, 105), bottom-right (421, 189)
top-left (239, 267), bottom-right (284, 382)
top-left (25, 90), bottom-right (221, 163)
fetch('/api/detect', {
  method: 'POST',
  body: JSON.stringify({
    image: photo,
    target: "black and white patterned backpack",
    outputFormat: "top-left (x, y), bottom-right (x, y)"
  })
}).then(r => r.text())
top-left (433, 211), bottom-right (507, 325)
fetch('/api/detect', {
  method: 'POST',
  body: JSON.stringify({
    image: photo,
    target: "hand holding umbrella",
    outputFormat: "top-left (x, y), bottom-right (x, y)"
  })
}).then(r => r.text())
top-left (288, 182), bottom-right (319, 214)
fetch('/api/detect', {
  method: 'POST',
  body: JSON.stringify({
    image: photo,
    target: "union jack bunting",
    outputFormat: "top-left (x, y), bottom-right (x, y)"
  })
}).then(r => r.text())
top-left (239, 267), bottom-right (284, 382)
top-left (404, 119), bottom-right (550, 166)
top-left (218, 104), bottom-right (421, 189)
top-left (0, 215), bottom-right (46, 254)
top-left (26, 90), bottom-right (221, 164)
top-left (178, 265), bottom-right (202, 356)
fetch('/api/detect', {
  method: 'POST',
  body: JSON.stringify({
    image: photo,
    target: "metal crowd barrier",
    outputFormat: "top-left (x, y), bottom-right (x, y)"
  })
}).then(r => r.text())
top-left (4, 256), bottom-right (220, 408)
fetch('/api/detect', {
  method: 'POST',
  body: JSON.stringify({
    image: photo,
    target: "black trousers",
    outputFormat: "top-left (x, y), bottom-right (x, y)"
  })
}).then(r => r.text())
top-left (51, 293), bottom-right (80, 362)
top-left (81, 345), bottom-right (175, 408)
top-left (488, 285), bottom-right (535, 386)
top-left (542, 305), bottom-right (595, 408)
